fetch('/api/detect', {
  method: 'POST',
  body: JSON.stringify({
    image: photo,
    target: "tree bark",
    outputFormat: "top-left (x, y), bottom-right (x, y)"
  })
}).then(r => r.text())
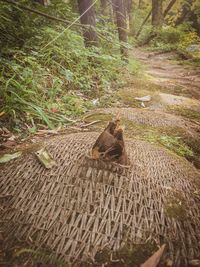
top-left (126, 0), bottom-right (133, 29)
top-left (77, 0), bottom-right (98, 47)
top-left (138, 0), bottom-right (143, 9)
top-left (113, 0), bottom-right (128, 58)
top-left (175, 0), bottom-right (194, 26)
top-left (152, 0), bottom-right (163, 28)
top-left (100, 0), bottom-right (107, 16)
top-left (175, 0), bottom-right (200, 33)
top-left (163, 0), bottom-right (177, 17)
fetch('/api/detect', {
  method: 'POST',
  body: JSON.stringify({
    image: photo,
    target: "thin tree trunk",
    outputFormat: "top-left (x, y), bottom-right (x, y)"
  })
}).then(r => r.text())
top-left (126, 0), bottom-right (133, 30)
top-left (175, 0), bottom-right (194, 26)
top-left (175, 0), bottom-right (199, 33)
top-left (100, 0), bottom-right (107, 16)
top-left (163, 0), bottom-right (177, 17)
top-left (77, 0), bottom-right (98, 47)
top-left (189, 11), bottom-right (200, 34)
top-left (138, 0), bottom-right (143, 9)
top-left (136, 8), bottom-right (152, 38)
top-left (136, 0), bottom-right (177, 38)
top-left (113, 0), bottom-right (128, 58)
top-left (152, 0), bottom-right (163, 28)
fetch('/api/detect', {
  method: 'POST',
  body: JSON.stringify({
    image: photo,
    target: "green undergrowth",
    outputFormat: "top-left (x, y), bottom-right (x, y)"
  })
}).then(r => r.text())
top-left (0, 1), bottom-right (136, 134)
top-left (147, 26), bottom-right (200, 62)
top-left (1, 245), bottom-right (67, 267)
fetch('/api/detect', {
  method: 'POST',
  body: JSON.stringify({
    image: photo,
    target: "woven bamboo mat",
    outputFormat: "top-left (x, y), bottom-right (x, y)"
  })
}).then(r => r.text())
top-left (0, 132), bottom-right (200, 266)
top-left (91, 107), bottom-right (199, 129)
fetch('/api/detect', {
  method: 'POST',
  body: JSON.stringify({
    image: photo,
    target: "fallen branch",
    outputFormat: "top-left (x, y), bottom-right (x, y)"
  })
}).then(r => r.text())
top-left (80, 120), bottom-right (102, 128)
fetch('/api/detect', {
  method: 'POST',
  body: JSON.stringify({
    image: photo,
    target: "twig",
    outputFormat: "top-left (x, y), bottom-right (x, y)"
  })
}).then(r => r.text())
top-left (80, 120), bottom-right (101, 128)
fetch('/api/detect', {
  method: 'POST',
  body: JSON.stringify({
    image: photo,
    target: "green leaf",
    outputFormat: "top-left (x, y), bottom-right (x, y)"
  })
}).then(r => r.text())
top-left (0, 152), bottom-right (22, 163)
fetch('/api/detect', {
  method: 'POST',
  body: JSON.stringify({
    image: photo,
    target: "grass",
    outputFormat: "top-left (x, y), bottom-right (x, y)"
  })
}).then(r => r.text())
top-left (2, 245), bottom-right (68, 267)
top-left (168, 106), bottom-right (200, 120)
top-left (164, 191), bottom-right (188, 220)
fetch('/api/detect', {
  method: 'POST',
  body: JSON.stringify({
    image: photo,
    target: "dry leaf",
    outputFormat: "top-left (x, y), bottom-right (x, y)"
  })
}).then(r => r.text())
top-left (1, 140), bottom-right (17, 149)
top-left (141, 244), bottom-right (166, 267)
top-left (35, 148), bottom-right (56, 169)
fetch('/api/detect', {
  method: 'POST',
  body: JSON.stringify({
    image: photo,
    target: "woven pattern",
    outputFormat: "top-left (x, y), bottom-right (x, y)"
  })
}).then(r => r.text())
top-left (95, 107), bottom-right (195, 128)
top-left (0, 132), bottom-right (200, 266)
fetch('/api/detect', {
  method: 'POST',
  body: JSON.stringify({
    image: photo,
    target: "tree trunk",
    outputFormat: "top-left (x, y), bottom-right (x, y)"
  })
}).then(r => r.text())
top-left (175, 0), bottom-right (200, 34)
top-left (77, 0), bottom-right (98, 47)
top-left (113, 0), bottom-right (128, 58)
top-left (189, 11), bottom-right (200, 35)
top-left (136, 8), bottom-right (152, 38)
top-left (163, 0), bottom-right (177, 17)
top-left (126, 0), bottom-right (133, 29)
top-left (138, 0), bottom-right (143, 9)
top-left (152, 0), bottom-right (163, 28)
top-left (100, 0), bottom-right (107, 16)
top-left (175, 0), bottom-right (194, 26)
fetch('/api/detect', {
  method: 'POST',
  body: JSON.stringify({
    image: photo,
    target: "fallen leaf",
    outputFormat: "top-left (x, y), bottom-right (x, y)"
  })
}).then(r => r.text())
top-left (2, 127), bottom-right (10, 134)
top-left (141, 244), bottom-right (166, 267)
top-left (0, 111), bottom-right (5, 117)
top-left (35, 148), bottom-right (56, 169)
top-left (0, 152), bottom-right (22, 163)
top-left (8, 135), bottom-right (16, 141)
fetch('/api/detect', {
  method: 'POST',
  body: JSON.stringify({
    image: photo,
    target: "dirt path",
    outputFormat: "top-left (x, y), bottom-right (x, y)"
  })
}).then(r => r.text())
top-left (132, 49), bottom-right (200, 100)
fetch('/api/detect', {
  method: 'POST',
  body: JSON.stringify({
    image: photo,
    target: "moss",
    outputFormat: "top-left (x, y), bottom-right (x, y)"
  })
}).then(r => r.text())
top-left (168, 106), bottom-right (200, 120)
top-left (164, 191), bottom-right (188, 220)
top-left (122, 119), bottom-right (194, 157)
top-left (116, 83), bottom-right (160, 108)
top-left (93, 241), bottom-right (157, 267)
